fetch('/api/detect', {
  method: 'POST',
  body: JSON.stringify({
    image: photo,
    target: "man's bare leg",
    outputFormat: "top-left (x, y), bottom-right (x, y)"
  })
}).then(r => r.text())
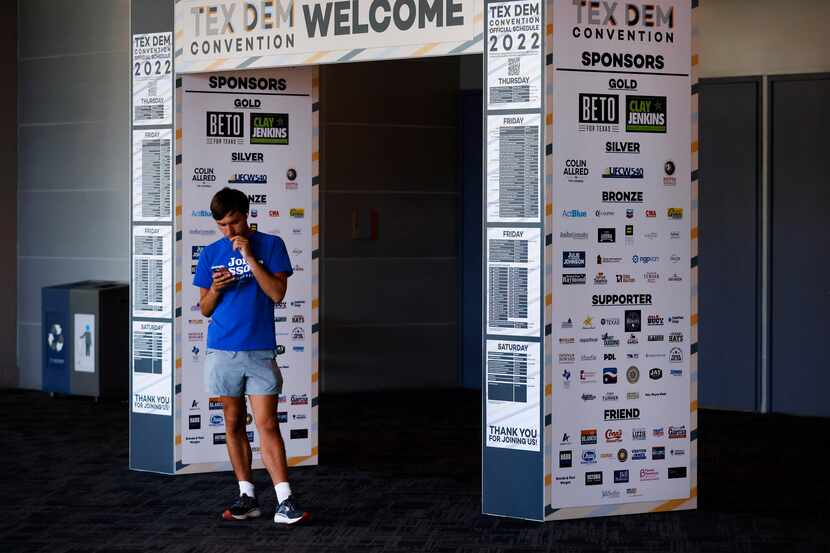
top-left (248, 394), bottom-right (288, 483)
top-left (221, 395), bottom-right (253, 482)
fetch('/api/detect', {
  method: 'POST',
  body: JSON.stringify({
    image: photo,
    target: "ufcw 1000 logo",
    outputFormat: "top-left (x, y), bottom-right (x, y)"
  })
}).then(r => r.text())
top-left (251, 113), bottom-right (289, 145)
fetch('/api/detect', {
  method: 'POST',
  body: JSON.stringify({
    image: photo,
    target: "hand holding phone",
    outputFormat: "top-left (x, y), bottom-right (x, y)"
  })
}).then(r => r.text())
top-left (210, 265), bottom-right (234, 292)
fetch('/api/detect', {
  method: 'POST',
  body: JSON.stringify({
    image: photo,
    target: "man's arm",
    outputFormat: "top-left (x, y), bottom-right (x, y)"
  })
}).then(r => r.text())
top-left (247, 260), bottom-right (289, 304)
top-left (231, 235), bottom-right (289, 304)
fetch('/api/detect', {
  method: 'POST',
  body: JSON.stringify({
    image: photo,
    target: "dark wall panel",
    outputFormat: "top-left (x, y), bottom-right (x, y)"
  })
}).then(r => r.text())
top-left (0, 3), bottom-right (16, 387)
top-left (698, 79), bottom-right (760, 411)
top-left (770, 74), bottom-right (830, 417)
top-left (320, 58), bottom-right (461, 392)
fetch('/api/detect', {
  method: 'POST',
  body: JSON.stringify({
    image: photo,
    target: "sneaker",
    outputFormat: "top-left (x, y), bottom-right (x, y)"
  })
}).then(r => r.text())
top-left (222, 493), bottom-right (262, 521)
top-left (273, 497), bottom-right (309, 525)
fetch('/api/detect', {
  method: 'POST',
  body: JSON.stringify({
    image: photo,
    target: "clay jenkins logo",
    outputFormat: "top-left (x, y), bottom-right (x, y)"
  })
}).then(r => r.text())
top-left (250, 113), bottom-right (289, 145)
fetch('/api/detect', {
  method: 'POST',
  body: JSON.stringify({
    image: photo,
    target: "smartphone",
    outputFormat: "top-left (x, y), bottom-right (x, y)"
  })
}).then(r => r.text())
top-left (211, 265), bottom-right (225, 274)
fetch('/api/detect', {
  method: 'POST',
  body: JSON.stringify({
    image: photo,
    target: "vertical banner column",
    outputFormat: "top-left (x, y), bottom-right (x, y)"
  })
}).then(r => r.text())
top-left (176, 68), bottom-right (316, 473)
top-left (482, 0), bottom-right (546, 521)
top-left (546, 0), bottom-right (696, 519)
top-left (130, 16), bottom-right (176, 473)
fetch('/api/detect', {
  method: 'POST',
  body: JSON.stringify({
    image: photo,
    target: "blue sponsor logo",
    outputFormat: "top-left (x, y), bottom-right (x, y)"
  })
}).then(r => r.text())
top-left (228, 173), bottom-right (267, 184)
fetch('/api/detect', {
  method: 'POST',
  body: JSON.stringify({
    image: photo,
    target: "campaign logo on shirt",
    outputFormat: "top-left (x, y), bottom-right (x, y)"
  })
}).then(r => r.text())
top-left (220, 256), bottom-right (264, 284)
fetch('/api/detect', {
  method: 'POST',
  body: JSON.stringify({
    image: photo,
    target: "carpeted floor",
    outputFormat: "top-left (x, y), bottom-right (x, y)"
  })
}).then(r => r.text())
top-left (0, 389), bottom-right (828, 552)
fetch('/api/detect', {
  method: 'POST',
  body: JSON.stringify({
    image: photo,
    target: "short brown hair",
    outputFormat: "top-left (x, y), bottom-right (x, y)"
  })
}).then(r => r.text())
top-left (210, 187), bottom-right (249, 219)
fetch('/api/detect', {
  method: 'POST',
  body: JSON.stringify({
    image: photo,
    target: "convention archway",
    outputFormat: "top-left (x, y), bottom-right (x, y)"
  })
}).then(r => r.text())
top-left (128, 0), bottom-right (698, 521)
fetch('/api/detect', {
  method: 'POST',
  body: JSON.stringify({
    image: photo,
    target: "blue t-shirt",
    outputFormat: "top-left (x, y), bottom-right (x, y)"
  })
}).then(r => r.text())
top-left (193, 231), bottom-right (292, 350)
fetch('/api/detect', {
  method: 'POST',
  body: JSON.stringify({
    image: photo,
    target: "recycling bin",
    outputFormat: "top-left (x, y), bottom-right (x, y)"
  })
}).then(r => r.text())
top-left (42, 281), bottom-right (129, 399)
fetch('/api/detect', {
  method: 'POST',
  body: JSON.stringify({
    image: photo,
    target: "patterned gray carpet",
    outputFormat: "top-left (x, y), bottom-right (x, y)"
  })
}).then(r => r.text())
top-left (0, 389), bottom-right (828, 552)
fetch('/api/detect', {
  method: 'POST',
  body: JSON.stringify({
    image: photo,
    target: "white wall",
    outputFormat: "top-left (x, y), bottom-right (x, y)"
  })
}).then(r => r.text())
top-left (699, 0), bottom-right (830, 78)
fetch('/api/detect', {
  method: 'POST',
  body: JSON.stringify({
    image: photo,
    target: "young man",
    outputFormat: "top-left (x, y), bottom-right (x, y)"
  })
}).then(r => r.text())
top-left (193, 187), bottom-right (309, 525)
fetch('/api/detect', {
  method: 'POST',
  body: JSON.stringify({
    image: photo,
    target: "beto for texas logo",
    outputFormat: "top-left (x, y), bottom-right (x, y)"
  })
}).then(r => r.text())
top-left (250, 113), bottom-right (289, 145)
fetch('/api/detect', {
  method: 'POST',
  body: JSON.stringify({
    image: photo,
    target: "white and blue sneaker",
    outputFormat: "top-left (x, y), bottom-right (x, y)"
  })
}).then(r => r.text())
top-left (222, 494), bottom-right (261, 521)
top-left (273, 497), bottom-right (309, 525)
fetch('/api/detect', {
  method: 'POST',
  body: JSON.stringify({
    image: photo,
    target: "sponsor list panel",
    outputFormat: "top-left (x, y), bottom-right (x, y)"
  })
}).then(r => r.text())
top-left (179, 69), bottom-right (313, 464)
top-left (550, 0), bottom-right (691, 508)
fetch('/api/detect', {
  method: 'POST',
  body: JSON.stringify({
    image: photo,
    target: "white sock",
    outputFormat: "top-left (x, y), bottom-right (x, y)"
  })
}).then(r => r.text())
top-left (275, 481), bottom-right (292, 504)
top-left (239, 480), bottom-right (255, 498)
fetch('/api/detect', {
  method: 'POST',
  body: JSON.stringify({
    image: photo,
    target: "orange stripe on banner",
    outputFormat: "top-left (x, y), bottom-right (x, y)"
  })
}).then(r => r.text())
top-left (691, 227), bottom-right (698, 239)
top-left (176, 31), bottom-right (184, 40)
top-left (545, 384), bottom-right (552, 396)
top-left (312, 77), bottom-right (320, 88)
top-left (312, 225), bottom-right (319, 236)
top-left (413, 43), bottom-right (439, 57)
top-left (691, 54), bottom-right (699, 67)
top-left (312, 299), bottom-right (320, 309)
top-left (175, 282), bottom-right (182, 292)
top-left (547, 23), bottom-right (553, 36)
top-left (288, 446), bottom-right (319, 466)
top-left (176, 358), bottom-right (182, 369)
top-left (474, 13), bottom-right (484, 24)
top-left (545, 474), bottom-right (552, 486)
top-left (176, 205), bottom-right (182, 216)
top-left (546, 113), bottom-right (553, 126)
top-left (546, 203), bottom-right (553, 216)
top-left (311, 372), bottom-right (319, 383)
top-left (205, 58), bottom-right (226, 71)
top-left (691, 141), bottom-right (699, 153)
top-left (306, 52), bottom-right (330, 64)
top-left (175, 435), bottom-right (181, 445)
top-left (312, 151), bottom-right (319, 161)
top-left (546, 293), bottom-right (552, 306)
top-left (653, 487), bottom-right (697, 512)
top-left (691, 314), bottom-right (699, 326)
top-left (691, 400), bottom-right (698, 412)
top-left (176, 129), bottom-right (182, 140)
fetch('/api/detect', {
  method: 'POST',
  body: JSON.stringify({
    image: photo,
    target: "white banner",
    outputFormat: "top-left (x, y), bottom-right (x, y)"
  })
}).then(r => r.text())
top-left (485, 339), bottom-right (540, 452)
top-left (132, 225), bottom-right (173, 319)
top-left (180, 68), bottom-right (313, 464)
top-left (177, 0), bottom-right (478, 64)
top-left (132, 32), bottom-right (174, 126)
top-left (550, 0), bottom-right (691, 507)
top-left (486, 113), bottom-right (542, 223)
top-left (132, 321), bottom-right (173, 416)
top-left (485, 0), bottom-right (543, 111)
top-left (486, 227), bottom-right (541, 337)
top-left (132, 128), bottom-right (173, 222)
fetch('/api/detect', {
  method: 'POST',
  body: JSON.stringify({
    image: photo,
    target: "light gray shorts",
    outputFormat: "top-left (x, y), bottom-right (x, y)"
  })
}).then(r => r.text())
top-left (204, 349), bottom-right (283, 396)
